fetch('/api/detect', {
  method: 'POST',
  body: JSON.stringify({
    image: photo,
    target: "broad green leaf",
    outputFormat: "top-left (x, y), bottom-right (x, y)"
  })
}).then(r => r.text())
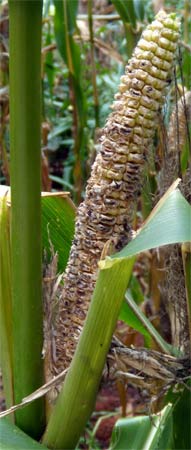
top-left (110, 404), bottom-right (173, 450)
top-left (0, 187), bottom-right (75, 432)
top-left (163, 379), bottom-right (191, 450)
top-left (0, 418), bottom-right (48, 449)
top-left (172, 382), bottom-right (191, 450)
top-left (41, 193), bottom-right (75, 272)
top-left (100, 186), bottom-right (191, 268)
top-left (117, 188), bottom-right (191, 259)
top-left (0, 188), bottom-right (76, 274)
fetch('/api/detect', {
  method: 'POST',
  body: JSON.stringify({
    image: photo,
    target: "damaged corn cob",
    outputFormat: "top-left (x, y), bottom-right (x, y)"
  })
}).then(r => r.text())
top-left (52, 11), bottom-right (180, 376)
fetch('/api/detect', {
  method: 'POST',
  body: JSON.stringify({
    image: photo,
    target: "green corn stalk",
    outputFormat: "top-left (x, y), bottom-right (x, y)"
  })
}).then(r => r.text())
top-left (9, 0), bottom-right (45, 438)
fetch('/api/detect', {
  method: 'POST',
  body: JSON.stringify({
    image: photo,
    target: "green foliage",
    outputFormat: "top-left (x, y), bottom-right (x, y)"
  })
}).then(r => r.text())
top-left (112, 0), bottom-right (137, 27)
top-left (42, 193), bottom-right (75, 272)
top-left (0, 418), bottom-right (48, 450)
top-left (171, 381), bottom-right (191, 450)
top-left (53, 0), bottom-right (87, 201)
top-left (110, 404), bottom-right (173, 450)
top-left (114, 188), bottom-right (191, 260)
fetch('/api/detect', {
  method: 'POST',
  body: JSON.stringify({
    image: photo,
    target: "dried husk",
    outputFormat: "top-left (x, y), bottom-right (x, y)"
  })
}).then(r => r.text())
top-left (108, 338), bottom-right (190, 403)
top-left (159, 91), bottom-right (191, 354)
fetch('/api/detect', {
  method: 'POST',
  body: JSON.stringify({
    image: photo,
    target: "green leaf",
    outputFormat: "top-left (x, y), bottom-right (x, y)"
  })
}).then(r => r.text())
top-left (121, 292), bottom-right (174, 355)
top-left (128, 274), bottom-right (144, 304)
top-left (119, 298), bottom-right (152, 342)
top-left (53, 0), bottom-right (81, 81)
top-left (172, 381), bottom-right (191, 450)
top-left (110, 404), bottom-right (173, 450)
top-left (101, 186), bottom-right (191, 266)
top-left (133, 0), bottom-right (145, 21)
top-left (112, 0), bottom-right (137, 28)
top-left (0, 187), bottom-right (75, 432)
top-left (41, 193), bottom-right (75, 272)
top-left (53, 0), bottom-right (85, 121)
top-left (118, 188), bottom-right (191, 258)
top-left (53, 0), bottom-right (86, 200)
top-left (0, 418), bottom-right (48, 450)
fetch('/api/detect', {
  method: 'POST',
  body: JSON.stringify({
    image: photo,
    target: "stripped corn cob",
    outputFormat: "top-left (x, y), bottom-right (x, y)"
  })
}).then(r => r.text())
top-left (53, 11), bottom-right (180, 376)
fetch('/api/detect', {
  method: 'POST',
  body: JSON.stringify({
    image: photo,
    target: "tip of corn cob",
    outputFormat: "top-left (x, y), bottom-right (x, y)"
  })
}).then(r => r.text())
top-left (155, 10), bottom-right (180, 31)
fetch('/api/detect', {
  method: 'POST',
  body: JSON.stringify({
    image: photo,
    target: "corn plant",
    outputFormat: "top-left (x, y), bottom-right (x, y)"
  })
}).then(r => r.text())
top-left (50, 9), bottom-right (181, 377)
top-left (0, 2), bottom-right (191, 450)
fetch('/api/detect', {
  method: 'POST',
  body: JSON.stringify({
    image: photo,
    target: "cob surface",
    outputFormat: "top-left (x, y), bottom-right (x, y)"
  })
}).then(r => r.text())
top-left (52, 11), bottom-right (180, 377)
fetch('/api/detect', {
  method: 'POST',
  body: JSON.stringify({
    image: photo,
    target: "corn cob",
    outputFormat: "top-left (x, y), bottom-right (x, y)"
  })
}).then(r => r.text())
top-left (53, 11), bottom-right (180, 376)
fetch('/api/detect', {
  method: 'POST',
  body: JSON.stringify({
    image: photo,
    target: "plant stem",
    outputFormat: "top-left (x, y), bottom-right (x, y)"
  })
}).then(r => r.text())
top-left (43, 257), bottom-right (134, 449)
top-left (88, 0), bottom-right (99, 128)
top-left (9, 0), bottom-right (45, 438)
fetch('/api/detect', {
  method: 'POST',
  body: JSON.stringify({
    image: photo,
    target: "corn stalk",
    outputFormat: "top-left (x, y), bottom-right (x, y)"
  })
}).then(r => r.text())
top-left (9, 0), bottom-right (45, 438)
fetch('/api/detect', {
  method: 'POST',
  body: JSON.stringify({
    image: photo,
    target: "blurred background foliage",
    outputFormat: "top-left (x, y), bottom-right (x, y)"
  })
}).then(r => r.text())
top-left (0, 0), bottom-right (190, 203)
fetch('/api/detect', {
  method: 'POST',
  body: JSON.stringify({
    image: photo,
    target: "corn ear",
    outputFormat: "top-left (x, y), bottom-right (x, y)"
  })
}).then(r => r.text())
top-left (53, 11), bottom-right (180, 376)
